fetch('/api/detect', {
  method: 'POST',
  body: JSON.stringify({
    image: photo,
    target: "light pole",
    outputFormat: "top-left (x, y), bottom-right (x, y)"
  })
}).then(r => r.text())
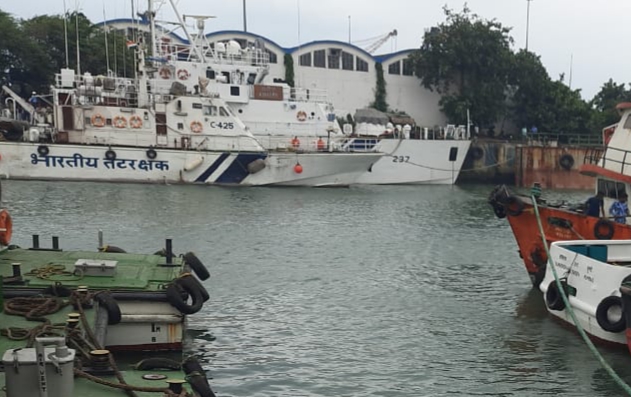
top-left (243, 0), bottom-right (247, 32)
top-left (525, 0), bottom-right (533, 51)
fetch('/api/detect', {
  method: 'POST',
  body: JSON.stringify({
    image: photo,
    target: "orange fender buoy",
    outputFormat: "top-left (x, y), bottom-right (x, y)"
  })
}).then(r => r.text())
top-left (294, 164), bottom-right (303, 174)
top-left (0, 209), bottom-right (13, 246)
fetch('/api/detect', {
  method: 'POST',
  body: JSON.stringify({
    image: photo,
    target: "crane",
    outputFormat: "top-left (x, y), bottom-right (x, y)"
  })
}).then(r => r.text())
top-left (353, 29), bottom-right (398, 54)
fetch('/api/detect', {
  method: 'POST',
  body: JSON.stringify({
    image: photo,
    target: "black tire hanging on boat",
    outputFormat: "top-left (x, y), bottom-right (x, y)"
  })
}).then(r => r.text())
top-left (166, 275), bottom-right (204, 315)
top-left (94, 292), bottom-right (122, 325)
top-left (183, 252), bottom-right (210, 281)
top-left (594, 219), bottom-right (615, 240)
top-left (559, 154), bottom-right (574, 170)
top-left (596, 296), bottom-right (626, 333)
top-left (105, 149), bottom-right (117, 160)
top-left (99, 245), bottom-right (127, 253)
top-left (37, 145), bottom-right (49, 157)
top-left (492, 203), bottom-right (507, 219)
top-left (182, 357), bottom-right (216, 397)
top-left (146, 148), bottom-right (157, 159)
top-left (505, 195), bottom-right (525, 217)
top-left (134, 357), bottom-right (182, 371)
top-left (545, 281), bottom-right (566, 311)
top-left (188, 274), bottom-right (210, 302)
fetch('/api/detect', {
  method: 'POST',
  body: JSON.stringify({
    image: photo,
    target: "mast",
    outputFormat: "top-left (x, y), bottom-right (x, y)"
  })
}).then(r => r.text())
top-left (168, 0), bottom-right (206, 63)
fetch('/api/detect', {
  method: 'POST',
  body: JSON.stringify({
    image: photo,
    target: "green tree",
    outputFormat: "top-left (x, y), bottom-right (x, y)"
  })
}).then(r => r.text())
top-left (284, 53), bottom-right (294, 87)
top-left (507, 50), bottom-right (551, 132)
top-left (371, 62), bottom-right (387, 112)
top-left (589, 79), bottom-right (631, 131)
top-left (409, 6), bottom-right (514, 127)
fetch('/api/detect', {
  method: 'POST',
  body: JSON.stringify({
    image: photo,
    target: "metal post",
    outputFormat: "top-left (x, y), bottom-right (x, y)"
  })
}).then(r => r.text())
top-left (52, 236), bottom-right (59, 250)
top-left (525, 0), bottom-right (533, 51)
top-left (33, 234), bottom-right (40, 249)
top-left (243, 0), bottom-right (247, 32)
top-left (165, 239), bottom-right (173, 264)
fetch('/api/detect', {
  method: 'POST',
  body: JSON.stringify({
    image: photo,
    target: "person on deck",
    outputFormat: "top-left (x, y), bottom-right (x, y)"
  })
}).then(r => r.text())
top-left (609, 193), bottom-right (629, 223)
top-left (585, 191), bottom-right (605, 218)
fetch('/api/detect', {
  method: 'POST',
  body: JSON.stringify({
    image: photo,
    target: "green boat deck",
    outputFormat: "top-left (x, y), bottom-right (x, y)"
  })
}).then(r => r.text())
top-left (0, 247), bottom-right (184, 292)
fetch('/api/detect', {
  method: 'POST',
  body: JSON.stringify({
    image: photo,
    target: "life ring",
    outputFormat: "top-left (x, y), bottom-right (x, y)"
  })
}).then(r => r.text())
top-left (190, 121), bottom-right (203, 133)
top-left (105, 149), bottom-right (117, 161)
top-left (505, 195), bottom-right (525, 217)
top-left (183, 252), bottom-right (210, 281)
top-left (93, 292), bottom-right (122, 325)
top-left (545, 280), bottom-right (566, 311)
top-left (113, 116), bottom-right (127, 129)
top-left (177, 69), bottom-right (190, 81)
top-left (559, 154), bottom-right (574, 170)
top-left (596, 296), bottom-right (626, 333)
top-left (146, 148), bottom-right (157, 160)
top-left (37, 145), bottom-right (49, 157)
top-left (594, 219), bottom-right (615, 240)
top-left (91, 113), bottom-right (105, 127)
top-left (470, 146), bottom-right (484, 161)
top-left (159, 67), bottom-right (172, 80)
top-left (165, 274), bottom-right (205, 315)
top-left (0, 209), bottom-right (13, 246)
top-left (129, 115), bottom-right (143, 129)
top-left (296, 111), bottom-right (307, 122)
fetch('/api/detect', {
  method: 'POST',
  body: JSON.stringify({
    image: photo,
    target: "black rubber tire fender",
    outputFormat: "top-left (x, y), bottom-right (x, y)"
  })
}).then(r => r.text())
top-left (146, 148), bottom-right (157, 159)
top-left (134, 357), bottom-right (181, 371)
top-left (182, 357), bottom-right (216, 397)
top-left (105, 149), bottom-right (117, 160)
top-left (545, 281), bottom-right (566, 311)
top-left (596, 295), bottom-right (626, 333)
top-left (183, 252), bottom-right (210, 281)
top-left (505, 195), bottom-right (525, 217)
top-left (187, 274), bottom-right (210, 302)
top-left (559, 154), bottom-right (574, 170)
top-left (94, 292), bottom-right (122, 325)
top-left (99, 245), bottom-right (127, 253)
top-left (166, 276), bottom-right (204, 315)
top-left (594, 219), bottom-right (615, 240)
top-left (492, 203), bottom-right (506, 219)
top-left (37, 145), bottom-right (49, 157)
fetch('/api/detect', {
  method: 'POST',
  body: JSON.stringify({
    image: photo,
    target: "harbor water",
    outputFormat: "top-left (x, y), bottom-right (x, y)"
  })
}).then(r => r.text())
top-left (3, 180), bottom-right (631, 396)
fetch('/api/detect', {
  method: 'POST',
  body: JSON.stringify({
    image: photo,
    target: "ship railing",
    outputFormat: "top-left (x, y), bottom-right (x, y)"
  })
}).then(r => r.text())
top-left (159, 45), bottom-right (270, 67)
top-left (517, 132), bottom-right (603, 146)
top-left (255, 135), bottom-right (346, 153)
top-left (591, 146), bottom-right (631, 174)
top-left (284, 87), bottom-right (329, 103)
top-left (246, 121), bottom-right (339, 136)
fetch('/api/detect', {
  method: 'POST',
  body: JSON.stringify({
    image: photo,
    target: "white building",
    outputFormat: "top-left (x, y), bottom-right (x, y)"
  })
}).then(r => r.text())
top-left (100, 19), bottom-right (447, 128)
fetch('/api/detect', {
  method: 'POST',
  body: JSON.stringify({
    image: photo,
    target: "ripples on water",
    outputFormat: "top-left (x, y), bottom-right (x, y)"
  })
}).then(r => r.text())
top-left (4, 181), bottom-right (631, 396)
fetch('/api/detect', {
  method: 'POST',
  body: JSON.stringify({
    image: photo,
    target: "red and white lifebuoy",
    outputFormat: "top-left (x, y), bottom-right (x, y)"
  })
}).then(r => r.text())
top-left (129, 115), bottom-right (143, 129)
top-left (296, 111), bottom-right (307, 122)
top-left (190, 121), bottom-right (203, 133)
top-left (177, 69), bottom-right (190, 81)
top-left (113, 116), bottom-right (127, 129)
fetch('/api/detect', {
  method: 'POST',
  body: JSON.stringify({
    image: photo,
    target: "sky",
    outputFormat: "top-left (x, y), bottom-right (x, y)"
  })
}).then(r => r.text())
top-left (2, 0), bottom-right (630, 100)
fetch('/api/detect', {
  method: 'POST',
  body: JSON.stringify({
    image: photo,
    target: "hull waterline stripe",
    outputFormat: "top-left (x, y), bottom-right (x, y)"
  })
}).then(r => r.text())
top-left (195, 153), bottom-right (230, 183)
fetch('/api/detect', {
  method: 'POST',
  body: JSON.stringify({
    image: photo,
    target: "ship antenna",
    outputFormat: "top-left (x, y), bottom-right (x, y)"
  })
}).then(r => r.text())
top-left (74, 1), bottom-right (81, 76)
top-left (63, 0), bottom-right (69, 68)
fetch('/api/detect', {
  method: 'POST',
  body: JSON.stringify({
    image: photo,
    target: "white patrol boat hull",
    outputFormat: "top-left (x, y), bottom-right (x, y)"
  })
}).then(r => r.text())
top-left (352, 139), bottom-right (472, 185)
top-left (540, 240), bottom-right (631, 346)
top-left (0, 142), bottom-right (380, 187)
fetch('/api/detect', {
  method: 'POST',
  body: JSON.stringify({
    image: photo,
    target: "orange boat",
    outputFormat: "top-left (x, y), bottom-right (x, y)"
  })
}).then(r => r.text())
top-left (489, 102), bottom-right (631, 287)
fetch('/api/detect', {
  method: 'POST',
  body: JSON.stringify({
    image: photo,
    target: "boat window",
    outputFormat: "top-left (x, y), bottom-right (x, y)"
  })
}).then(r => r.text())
top-left (603, 179), bottom-right (627, 198)
top-left (192, 103), bottom-right (202, 109)
top-left (247, 73), bottom-right (256, 84)
top-left (203, 105), bottom-right (218, 116)
top-left (219, 107), bottom-right (230, 117)
top-left (206, 68), bottom-right (216, 79)
top-left (230, 86), bottom-right (240, 96)
top-left (356, 57), bottom-right (369, 72)
top-left (342, 52), bottom-right (354, 71)
top-left (624, 114), bottom-right (631, 130)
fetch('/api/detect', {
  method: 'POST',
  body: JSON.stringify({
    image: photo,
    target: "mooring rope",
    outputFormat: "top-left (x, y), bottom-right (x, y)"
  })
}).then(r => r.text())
top-left (532, 195), bottom-right (631, 395)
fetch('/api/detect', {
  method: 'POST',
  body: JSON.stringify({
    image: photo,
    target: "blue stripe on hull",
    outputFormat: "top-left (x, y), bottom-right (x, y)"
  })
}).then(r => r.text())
top-left (215, 153), bottom-right (267, 184)
top-left (195, 153), bottom-right (230, 183)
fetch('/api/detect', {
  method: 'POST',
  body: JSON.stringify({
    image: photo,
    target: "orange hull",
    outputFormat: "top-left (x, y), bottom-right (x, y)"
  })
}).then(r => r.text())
top-left (489, 189), bottom-right (631, 286)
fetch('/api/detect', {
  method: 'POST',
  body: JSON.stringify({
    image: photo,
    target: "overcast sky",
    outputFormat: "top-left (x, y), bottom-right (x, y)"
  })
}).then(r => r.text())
top-left (2, 0), bottom-right (630, 100)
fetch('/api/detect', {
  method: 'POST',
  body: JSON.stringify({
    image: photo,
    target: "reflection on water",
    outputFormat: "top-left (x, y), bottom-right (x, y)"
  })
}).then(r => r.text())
top-left (3, 181), bottom-right (631, 396)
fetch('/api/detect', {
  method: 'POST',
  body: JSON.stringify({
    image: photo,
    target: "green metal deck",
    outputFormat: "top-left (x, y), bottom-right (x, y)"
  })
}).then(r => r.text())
top-left (0, 248), bottom-right (184, 291)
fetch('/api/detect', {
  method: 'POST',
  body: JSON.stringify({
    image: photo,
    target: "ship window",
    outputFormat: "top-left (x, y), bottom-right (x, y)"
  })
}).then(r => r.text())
top-left (106, 118), bottom-right (112, 126)
top-left (342, 52), bottom-right (354, 71)
top-left (219, 107), bottom-right (229, 117)
top-left (206, 68), bottom-right (216, 79)
top-left (177, 122), bottom-right (183, 130)
top-left (230, 86), bottom-right (240, 96)
top-left (388, 61), bottom-right (400, 75)
top-left (266, 49), bottom-right (277, 64)
top-left (192, 103), bottom-right (202, 109)
top-left (402, 59), bottom-right (413, 76)
top-left (247, 73), bottom-right (256, 84)
top-left (356, 57), bottom-right (369, 72)
top-left (299, 53), bottom-right (311, 66)
top-left (314, 50), bottom-right (325, 68)
top-left (602, 179), bottom-right (627, 199)
top-left (203, 105), bottom-right (218, 116)
top-left (624, 114), bottom-right (631, 129)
